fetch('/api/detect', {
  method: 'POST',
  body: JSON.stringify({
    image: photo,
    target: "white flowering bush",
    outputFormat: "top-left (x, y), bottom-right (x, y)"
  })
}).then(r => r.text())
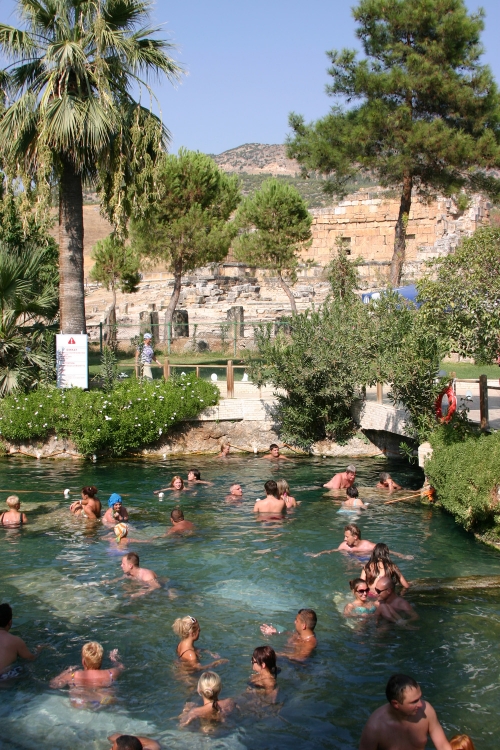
top-left (0, 375), bottom-right (218, 456)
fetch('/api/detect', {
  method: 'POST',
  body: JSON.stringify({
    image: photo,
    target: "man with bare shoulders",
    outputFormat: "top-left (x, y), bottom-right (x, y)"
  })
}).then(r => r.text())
top-left (376, 472), bottom-right (403, 492)
top-left (359, 673), bottom-right (452, 750)
top-left (225, 484), bottom-right (243, 503)
top-left (166, 508), bottom-right (195, 535)
top-left (0, 603), bottom-right (40, 678)
top-left (376, 576), bottom-right (418, 625)
top-left (108, 733), bottom-right (160, 750)
top-left (262, 443), bottom-right (291, 461)
top-left (253, 480), bottom-right (286, 516)
top-left (324, 464), bottom-right (356, 490)
top-left (120, 552), bottom-right (160, 596)
top-left (261, 608), bottom-right (317, 662)
top-left (307, 524), bottom-right (375, 557)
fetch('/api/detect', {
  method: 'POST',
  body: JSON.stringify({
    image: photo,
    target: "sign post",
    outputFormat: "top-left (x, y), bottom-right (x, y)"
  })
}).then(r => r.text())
top-left (56, 334), bottom-right (89, 389)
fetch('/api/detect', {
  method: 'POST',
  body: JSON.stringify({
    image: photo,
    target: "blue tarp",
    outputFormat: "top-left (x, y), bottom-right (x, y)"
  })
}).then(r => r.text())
top-left (362, 284), bottom-right (420, 306)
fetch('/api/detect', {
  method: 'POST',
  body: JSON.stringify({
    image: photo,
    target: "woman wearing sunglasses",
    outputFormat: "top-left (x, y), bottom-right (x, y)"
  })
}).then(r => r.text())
top-left (344, 578), bottom-right (379, 617)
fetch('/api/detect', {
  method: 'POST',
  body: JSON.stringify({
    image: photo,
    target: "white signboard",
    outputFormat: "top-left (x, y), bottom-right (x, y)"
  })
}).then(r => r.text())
top-left (56, 334), bottom-right (89, 389)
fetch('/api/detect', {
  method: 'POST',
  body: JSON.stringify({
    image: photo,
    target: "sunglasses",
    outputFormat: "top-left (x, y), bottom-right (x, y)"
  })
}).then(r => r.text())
top-left (375, 587), bottom-right (388, 594)
top-left (357, 588), bottom-right (369, 594)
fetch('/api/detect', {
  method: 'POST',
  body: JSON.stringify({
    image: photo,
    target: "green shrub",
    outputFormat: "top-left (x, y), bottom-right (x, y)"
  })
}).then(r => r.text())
top-left (426, 429), bottom-right (500, 531)
top-left (0, 375), bottom-right (218, 457)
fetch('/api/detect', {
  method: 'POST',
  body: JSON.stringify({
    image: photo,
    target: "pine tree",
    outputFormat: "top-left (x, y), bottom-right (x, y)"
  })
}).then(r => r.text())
top-left (287, 0), bottom-right (500, 284)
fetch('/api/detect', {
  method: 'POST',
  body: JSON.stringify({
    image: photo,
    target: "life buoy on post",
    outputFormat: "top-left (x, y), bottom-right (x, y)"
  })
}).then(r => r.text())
top-left (435, 385), bottom-right (457, 423)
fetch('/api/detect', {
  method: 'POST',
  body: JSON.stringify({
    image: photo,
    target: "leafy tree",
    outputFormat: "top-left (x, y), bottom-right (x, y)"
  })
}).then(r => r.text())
top-left (249, 299), bottom-right (373, 447)
top-left (0, 0), bottom-right (181, 334)
top-left (233, 178), bottom-right (312, 314)
top-left (326, 237), bottom-right (362, 300)
top-left (131, 150), bottom-right (241, 333)
top-left (417, 227), bottom-right (500, 363)
top-left (0, 241), bottom-right (58, 395)
top-left (90, 235), bottom-right (140, 345)
top-left (287, 0), bottom-right (500, 285)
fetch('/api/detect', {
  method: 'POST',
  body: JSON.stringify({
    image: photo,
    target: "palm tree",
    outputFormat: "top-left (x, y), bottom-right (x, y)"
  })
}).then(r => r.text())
top-left (0, 241), bottom-right (58, 395)
top-left (0, 0), bottom-right (181, 333)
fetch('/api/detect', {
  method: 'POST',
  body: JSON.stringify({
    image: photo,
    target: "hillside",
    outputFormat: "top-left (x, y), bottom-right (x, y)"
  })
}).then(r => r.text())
top-left (210, 143), bottom-right (299, 176)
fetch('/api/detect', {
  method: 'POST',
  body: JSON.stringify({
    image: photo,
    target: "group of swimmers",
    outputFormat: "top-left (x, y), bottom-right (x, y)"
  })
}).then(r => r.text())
top-left (0, 450), bottom-right (478, 749)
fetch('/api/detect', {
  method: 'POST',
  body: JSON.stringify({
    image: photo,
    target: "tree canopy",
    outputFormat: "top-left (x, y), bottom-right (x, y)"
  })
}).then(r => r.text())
top-left (0, 0), bottom-right (181, 333)
top-left (233, 178), bottom-right (312, 314)
top-left (287, 0), bottom-right (500, 284)
top-left (131, 150), bottom-right (241, 331)
top-left (418, 226), bottom-right (500, 363)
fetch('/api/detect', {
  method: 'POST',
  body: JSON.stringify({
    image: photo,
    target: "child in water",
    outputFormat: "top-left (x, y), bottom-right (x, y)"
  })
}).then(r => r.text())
top-left (179, 671), bottom-right (235, 726)
top-left (344, 578), bottom-right (379, 617)
top-left (172, 616), bottom-right (228, 670)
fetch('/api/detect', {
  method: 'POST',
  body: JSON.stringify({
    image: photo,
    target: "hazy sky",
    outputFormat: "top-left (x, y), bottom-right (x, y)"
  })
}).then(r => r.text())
top-left (1, 0), bottom-right (500, 154)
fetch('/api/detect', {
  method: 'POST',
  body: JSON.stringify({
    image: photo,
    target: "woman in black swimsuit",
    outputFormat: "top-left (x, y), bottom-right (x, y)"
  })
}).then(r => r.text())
top-left (0, 495), bottom-right (27, 528)
top-left (172, 616), bottom-right (227, 670)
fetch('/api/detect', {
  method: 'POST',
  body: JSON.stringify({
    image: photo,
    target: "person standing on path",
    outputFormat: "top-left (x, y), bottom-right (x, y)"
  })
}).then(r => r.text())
top-left (135, 333), bottom-right (162, 380)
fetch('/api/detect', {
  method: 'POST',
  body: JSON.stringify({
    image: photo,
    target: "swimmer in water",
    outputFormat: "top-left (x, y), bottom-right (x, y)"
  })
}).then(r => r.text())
top-left (260, 608), bottom-right (317, 662)
top-left (217, 442), bottom-right (231, 458)
top-left (361, 544), bottom-right (410, 594)
top-left (375, 576), bottom-right (418, 626)
top-left (277, 479), bottom-right (298, 508)
top-left (0, 495), bottom-right (28, 528)
top-left (166, 508), bottom-right (195, 535)
top-left (306, 524), bottom-right (376, 557)
top-left (339, 486), bottom-right (368, 512)
top-left (449, 735), bottom-right (476, 750)
top-left (262, 443), bottom-right (292, 461)
top-left (108, 734), bottom-right (160, 750)
top-left (187, 469), bottom-right (212, 485)
top-left (376, 472), bottom-right (403, 492)
top-left (179, 671), bottom-right (236, 726)
top-left (324, 464), bottom-right (356, 490)
top-left (0, 603), bottom-right (41, 678)
top-left (225, 484), bottom-right (243, 503)
top-left (103, 524), bottom-right (150, 547)
top-left (343, 578), bottom-right (379, 617)
top-left (172, 615), bottom-right (228, 670)
top-left (249, 645), bottom-right (278, 699)
top-left (254, 480), bottom-right (286, 517)
top-left (70, 486), bottom-right (101, 520)
top-left (154, 475), bottom-right (187, 494)
top-left (102, 494), bottom-right (129, 526)
top-left (50, 642), bottom-right (124, 708)
top-left (119, 552), bottom-right (161, 597)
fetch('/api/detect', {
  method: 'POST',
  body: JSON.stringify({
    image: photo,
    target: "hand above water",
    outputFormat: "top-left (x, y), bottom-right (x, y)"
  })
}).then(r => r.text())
top-left (260, 624), bottom-right (277, 636)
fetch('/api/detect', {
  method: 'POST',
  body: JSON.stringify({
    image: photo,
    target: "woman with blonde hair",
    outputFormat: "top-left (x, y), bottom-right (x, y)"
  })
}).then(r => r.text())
top-left (50, 642), bottom-right (124, 691)
top-left (172, 616), bottom-right (227, 670)
top-left (0, 496), bottom-right (28, 528)
top-left (277, 479), bottom-right (297, 509)
top-left (179, 671), bottom-right (235, 726)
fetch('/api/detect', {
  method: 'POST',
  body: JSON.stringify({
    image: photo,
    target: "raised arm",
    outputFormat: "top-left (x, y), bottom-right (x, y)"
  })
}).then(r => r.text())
top-left (427, 702), bottom-right (452, 750)
top-left (109, 648), bottom-right (125, 678)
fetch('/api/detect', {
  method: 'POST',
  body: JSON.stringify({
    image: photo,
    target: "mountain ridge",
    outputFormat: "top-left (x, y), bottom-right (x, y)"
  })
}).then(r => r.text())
top-left (210, 143), bottom-right (299, 177)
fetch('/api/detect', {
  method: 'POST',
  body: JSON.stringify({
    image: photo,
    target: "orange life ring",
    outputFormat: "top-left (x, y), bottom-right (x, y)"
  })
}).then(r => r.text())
top-left (435, 385), bottom-right (457, 423)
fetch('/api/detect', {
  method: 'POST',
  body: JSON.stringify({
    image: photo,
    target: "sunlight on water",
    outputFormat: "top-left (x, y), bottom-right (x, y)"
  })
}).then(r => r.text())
top-left (0, 455), bottom-right (499, 749)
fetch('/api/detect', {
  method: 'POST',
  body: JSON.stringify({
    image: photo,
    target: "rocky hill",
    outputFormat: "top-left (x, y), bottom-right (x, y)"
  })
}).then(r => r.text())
top-left (210, 143), bottom-right (299, 176)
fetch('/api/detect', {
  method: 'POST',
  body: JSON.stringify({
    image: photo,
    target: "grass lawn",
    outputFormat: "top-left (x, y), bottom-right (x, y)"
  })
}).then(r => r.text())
top-left (440, 361), bottom-right (500, 379)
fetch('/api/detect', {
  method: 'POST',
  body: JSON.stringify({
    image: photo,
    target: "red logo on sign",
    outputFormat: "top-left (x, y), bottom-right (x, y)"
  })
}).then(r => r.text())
top-left (68, 337), bottom-right (76, 344)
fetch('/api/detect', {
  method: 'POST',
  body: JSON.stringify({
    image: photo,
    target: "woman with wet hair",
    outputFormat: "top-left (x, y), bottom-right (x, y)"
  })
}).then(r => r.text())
top-left (277, 479), bottom-right (297, 509)
top-left (360, 543), bottom-right (409, 594)
top-left (70, 486), bottom-right (101, 519)
top-left (154, 476), bottom-right (187, 495)
top-left (172, 616), bottom-right (227, 670)
top-left (249, 646), bottom-right (278, 698)
top-left (179, 671), bottom-right (235, 726)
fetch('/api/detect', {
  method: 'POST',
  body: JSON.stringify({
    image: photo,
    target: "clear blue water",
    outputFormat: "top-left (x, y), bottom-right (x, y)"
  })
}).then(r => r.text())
top-left (0, 454), bottom-right (499, 750)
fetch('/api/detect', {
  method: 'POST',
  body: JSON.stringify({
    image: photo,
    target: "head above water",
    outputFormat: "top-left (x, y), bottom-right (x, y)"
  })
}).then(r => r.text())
top-left (82, 485), bottom-right (98, 499)
top-left (114, 523), bottom-right (128, 542)
top-left (368, 543), bottom-right (392, 565)
top-left (229, 484), bottom-right (242, 496)
top-left (197, 671), bottom-right (221, 709)
top-left (346, 486), bottom-right (359, 499)
top-left (252, 645), bottom-right (277, 677)
top-left (386, 674), bottom-right (422, 714)
top-left (171, 508), bottom-right (184, 523)
top-left (82, 641), bottom-right (104, 670)
top-left (108, 493), bottom-right (122, 508)
top-left (172, 615), bottom-right (199, 638)
top-left (124, 552), bottom-right (139, 568)
top-left (6, 495), bottom-right (20, 509)
top-left (277, 479), bottom-right (290, 497)
top-left (379, 472), bottom-right (390, 482)
top-left (170, 475), bottom-right (184, 490)
top-left (264, 480), bottom-right (279, 499)
top-left (188, 469), bottom-right (201, 480)
top-left (0, 602), bottom-right (13, 628)
top-left (344, 524), bottom-right (361, 543)
top-left (349, 578), bottom-right (368, 595)
top-left (450, 735), bottom-right (476, 750)
top-left (346, 464), bottom-right (356, 475)
top-left (114, 736), bottom-right (143, 750)
top-left (297, 608), bottom-right (317, 631)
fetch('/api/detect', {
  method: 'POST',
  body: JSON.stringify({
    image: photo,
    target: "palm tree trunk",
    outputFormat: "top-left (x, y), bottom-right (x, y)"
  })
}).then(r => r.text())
top-left (163, 268), bottom-right (182, 341)
top-left (390, 172), bottom-right (413, 286)
top-left (278, 272), bottom-right (298, 315)
top-left (59, 159), bottom-right (86, 333)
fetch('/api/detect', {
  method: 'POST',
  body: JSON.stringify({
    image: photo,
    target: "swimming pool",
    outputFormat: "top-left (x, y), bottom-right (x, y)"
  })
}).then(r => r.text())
top-left (0, 454), bottom-right (499, 749)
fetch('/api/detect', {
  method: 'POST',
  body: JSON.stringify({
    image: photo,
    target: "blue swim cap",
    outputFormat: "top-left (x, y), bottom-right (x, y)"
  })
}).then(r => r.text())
top-left (108, 493), bottom-right (122, 508)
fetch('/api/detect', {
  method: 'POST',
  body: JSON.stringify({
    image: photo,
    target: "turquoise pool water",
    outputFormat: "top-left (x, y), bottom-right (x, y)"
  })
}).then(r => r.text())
top-left (0, 454), bottom-right (499, 749)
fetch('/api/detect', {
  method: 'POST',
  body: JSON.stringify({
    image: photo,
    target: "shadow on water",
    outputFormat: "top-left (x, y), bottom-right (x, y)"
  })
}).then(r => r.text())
top-left (0, 454), bottom-right (499, 749)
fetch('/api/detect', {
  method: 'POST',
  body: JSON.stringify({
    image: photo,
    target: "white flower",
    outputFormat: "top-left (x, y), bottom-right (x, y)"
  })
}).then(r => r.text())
top-left (105, 416), bottom-right (112, 421)
top-left (158, 428), bottom-right (163, 435)
top-left (34, 411), bottom-right (38, 415)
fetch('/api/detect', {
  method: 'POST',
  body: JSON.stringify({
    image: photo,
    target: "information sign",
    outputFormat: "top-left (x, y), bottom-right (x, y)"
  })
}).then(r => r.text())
top-left (56, 334), bottom-right (89, 389)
